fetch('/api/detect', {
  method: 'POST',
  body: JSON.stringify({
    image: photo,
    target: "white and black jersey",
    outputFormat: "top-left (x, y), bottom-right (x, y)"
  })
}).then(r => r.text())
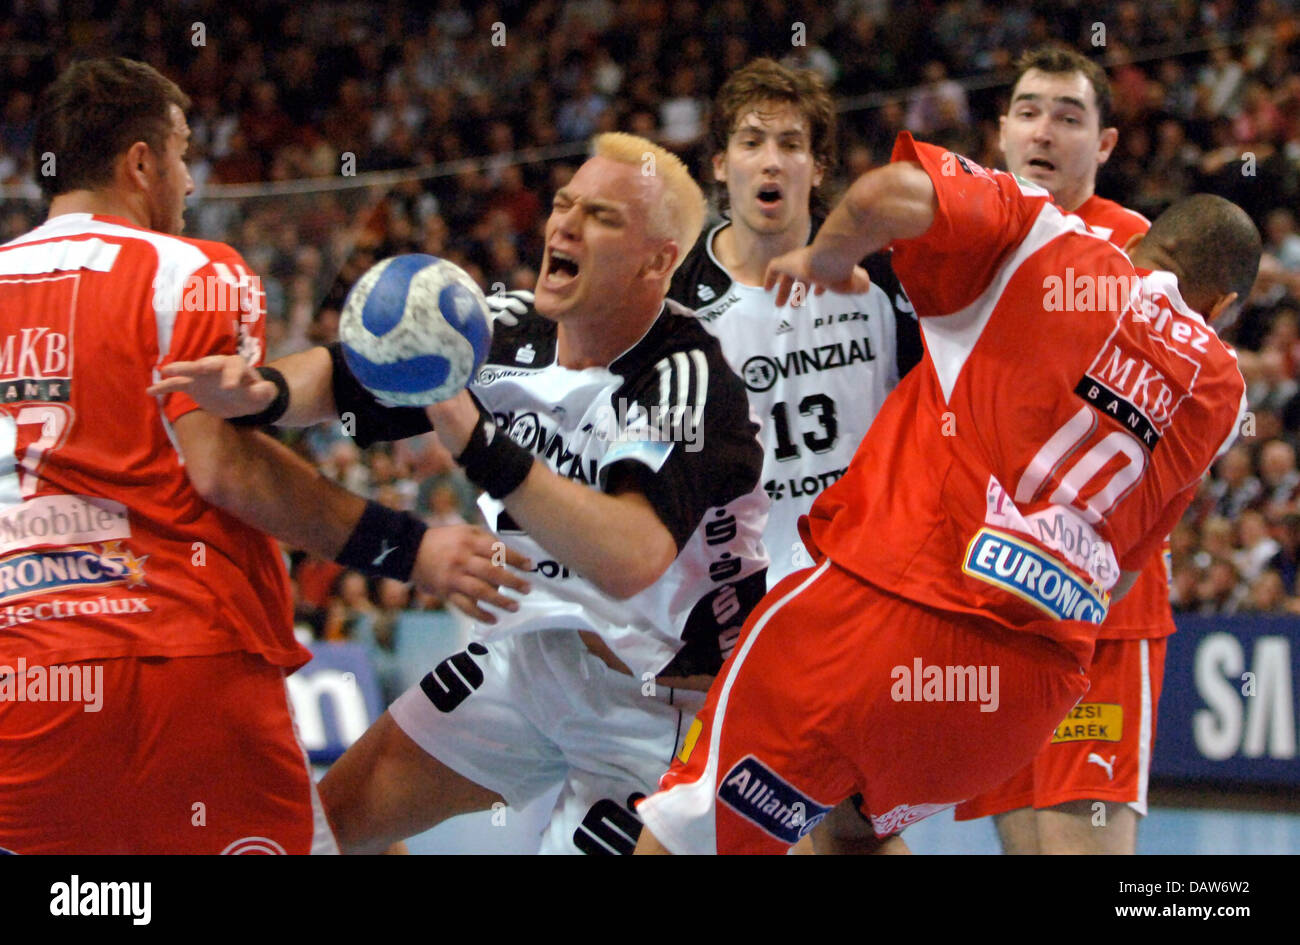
top-left (669, 221), bottom-right (922, 586)
top-left (466, 299), bottom-right (769, 678)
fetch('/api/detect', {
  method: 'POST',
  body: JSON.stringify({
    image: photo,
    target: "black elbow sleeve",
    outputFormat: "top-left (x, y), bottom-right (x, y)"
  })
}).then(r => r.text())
top-left (327, 342), bottom-right (434, 448)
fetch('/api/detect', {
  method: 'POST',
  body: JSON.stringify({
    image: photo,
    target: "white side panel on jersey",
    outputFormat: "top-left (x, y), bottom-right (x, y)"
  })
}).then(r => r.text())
top-left (5, 213), bottom-right (211, 360)
top-left (0, 237), bottom-right (121, 275)
top-left (10, 215), bottom-right (214, 467)
top-left (921, 205), bottom-right (1090, 402)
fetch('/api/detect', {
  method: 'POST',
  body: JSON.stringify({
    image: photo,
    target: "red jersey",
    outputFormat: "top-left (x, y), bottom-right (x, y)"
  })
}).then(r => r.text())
top-left (1068, 195), bottom-right (1171, 639)
top-left (0, 213), bottom-right (306, 669)
top-left (805, 136), bottom-right (1246, 667)
top-left (1073, 194), bottom-right (1151, 249)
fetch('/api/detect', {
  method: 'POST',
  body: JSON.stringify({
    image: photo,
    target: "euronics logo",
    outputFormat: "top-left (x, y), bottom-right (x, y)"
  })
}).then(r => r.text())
top-left (0, 543), bottom-right (146, 604)
top-left (963, 528), bottom-right (1109, 624)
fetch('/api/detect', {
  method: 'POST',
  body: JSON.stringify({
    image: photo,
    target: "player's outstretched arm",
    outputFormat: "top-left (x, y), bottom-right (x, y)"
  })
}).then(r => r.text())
top-left (765, 161), bottom-right (936, 306)
top-left (148, 345), bottom-right (338, 427)
top-left (426, 391), bottom-right (677, 600)
top-left (172, 408), bottom-right (529, 620)
top-left (409, 523), bottom-right (531, 623)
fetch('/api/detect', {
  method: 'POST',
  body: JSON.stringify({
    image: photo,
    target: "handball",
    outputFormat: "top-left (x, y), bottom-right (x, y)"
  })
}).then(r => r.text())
top-left (338, 254), bottom-right (492, 406)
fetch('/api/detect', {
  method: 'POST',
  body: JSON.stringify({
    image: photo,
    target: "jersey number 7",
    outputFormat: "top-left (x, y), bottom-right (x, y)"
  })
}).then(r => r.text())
top-left (0, 403), bottom-right (74, 505)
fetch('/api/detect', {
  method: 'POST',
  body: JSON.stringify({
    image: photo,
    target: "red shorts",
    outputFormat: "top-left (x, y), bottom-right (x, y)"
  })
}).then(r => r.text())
top-left (636, 562), bottom-right (1090, 854)
top-left (954, 635), bottom-right (1166, 819)
top-left (0, 651), bottom-right (336, 854)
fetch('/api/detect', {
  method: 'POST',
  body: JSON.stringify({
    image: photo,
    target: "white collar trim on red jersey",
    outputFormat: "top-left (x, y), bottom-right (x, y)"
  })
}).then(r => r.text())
top-left (1140, 269), bottom-right (1205, 326)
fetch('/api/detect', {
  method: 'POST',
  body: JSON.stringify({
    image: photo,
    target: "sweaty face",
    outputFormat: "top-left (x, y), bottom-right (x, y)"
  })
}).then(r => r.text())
top-left (534, 155), bottom-right (664, 321)
top-left (150, 104), bottom-right (194, 235)
top-left (1000, 69), bottom-right (1115, 212)
top-left (714, 101), bottom-right (822, 237)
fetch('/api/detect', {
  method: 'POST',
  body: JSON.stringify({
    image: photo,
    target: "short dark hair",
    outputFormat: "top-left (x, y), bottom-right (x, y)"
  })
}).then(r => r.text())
top-left (32, 57), bottom-right (190, 199)
top-left (710, 58), bottom-right (836, 215)
top-left (1008, 44), bottom-right (1113, 129)
top-left (1147, 194), bottom-right (1262, 305)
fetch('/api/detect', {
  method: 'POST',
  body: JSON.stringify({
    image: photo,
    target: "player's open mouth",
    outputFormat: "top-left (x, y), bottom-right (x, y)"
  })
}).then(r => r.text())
top-left (756, 184), bottom-right (783, 209)
top-left (543, 248), bottom-right (581, 290)
top-left (1027, 158), bottom-right (1056, 172)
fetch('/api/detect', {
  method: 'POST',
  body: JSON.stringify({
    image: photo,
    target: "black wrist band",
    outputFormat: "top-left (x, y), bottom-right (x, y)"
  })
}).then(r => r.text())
top-left (228, 366), bottom-right (290, 427)
top-left (457, 408), bottom-right (534, 499)
top-left (335, 501), bottom-right (429, 582)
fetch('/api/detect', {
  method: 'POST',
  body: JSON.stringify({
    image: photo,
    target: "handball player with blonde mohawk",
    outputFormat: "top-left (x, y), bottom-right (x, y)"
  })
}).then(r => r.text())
top-left (157, 133), bottom-right (771, 855)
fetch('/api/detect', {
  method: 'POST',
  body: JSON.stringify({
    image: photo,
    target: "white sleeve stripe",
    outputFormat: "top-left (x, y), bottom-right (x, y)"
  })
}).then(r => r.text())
top-left (651, 350), bottom-right (710, 430)
top-left (672, 351), bottom-right (691, 409)
top-left (690, 349), bottom-right (708, 411)
top-left (689, 349), bottom-right (708, 427)
top-left (0, 238), bottom-right (121, 275)
top-left (1122, 207), bottom-right (1153, 226)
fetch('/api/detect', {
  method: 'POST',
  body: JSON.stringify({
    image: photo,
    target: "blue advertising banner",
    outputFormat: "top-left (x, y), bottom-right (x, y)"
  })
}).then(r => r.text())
top-left (288, 619), bottom-right (1297, 785)
top-left (287, 642), bottom-right (385, 764)
top-left (1156, 615), bottom-right (1300, 786)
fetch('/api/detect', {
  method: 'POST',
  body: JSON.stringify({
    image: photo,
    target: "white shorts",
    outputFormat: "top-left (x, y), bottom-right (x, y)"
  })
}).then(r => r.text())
top-left (388, 629), bottom-right (705, 854)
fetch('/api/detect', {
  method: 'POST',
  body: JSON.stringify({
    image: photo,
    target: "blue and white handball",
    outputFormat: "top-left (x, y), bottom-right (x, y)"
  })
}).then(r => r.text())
top-left (339, 254), bottom-right (492, 406)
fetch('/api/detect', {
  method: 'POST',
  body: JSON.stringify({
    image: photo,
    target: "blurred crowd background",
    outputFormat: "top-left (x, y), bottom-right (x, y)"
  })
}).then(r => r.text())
top-left (3, 0), bottom-right (1300, 688)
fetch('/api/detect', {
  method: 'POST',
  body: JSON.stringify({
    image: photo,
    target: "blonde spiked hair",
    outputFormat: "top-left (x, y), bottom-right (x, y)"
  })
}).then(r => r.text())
top-left (591, 132), bottom-right (706, 271)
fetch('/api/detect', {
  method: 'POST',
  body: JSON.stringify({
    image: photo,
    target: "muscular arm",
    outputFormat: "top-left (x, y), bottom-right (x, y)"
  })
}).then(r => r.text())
top-left (426, 391), bottom-right (677, 600)
top-left (149, 344), bottom-right (432, 448)
top-left (267, 345), bottom-right (338, 426)
top-left (148, 345), bottom-right (337, 426)
top-left (765, 161), bottom-right (938, 304)
top-left (172, 407), bottom-right (528, 618)
top-left (820, 160), bottom-right (938, 265)
top-left (173, 408), bottom-right (362, 555)
top-left (156, 342), bottom-right (674, 598)
top-left (506, 463), bottom-right (677, 599)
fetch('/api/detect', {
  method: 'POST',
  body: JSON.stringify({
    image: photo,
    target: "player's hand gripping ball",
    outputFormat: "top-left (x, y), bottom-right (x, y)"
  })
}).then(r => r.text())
top-left (339, 254), bottom-right (493, 406)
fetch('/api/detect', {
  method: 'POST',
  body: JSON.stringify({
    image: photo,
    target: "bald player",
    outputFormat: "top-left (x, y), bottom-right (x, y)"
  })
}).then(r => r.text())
top-left (954, 46), bottom-right (1174, 855)
top-left (153, 134), bottom-right (771, 855)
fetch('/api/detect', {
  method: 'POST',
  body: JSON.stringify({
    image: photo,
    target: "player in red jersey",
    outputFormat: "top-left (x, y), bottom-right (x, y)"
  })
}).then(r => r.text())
top-left (0, 58), bottom-right (525, 854)
top-left (632, 130), bottom-right (1259, 853)
top-left (953, 46), bottom-right (1174, 854)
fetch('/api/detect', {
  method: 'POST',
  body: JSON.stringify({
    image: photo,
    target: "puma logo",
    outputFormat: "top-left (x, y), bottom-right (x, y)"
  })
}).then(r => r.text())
top-left (1087, 752), bottom-right (1117, 780)
top-left (372, 541), bottom-right (397, 566)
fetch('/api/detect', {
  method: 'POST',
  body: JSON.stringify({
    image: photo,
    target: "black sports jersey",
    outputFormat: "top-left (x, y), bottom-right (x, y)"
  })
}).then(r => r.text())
top-left (460, 299), bottom-right (769, 677)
